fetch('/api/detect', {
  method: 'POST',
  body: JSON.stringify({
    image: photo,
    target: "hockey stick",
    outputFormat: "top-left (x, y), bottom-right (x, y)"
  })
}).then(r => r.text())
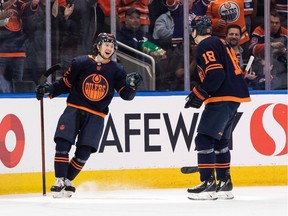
top-left (243, 56), bottom-right (255, 78)
top-left (181, 166), bottom-right (199, 174)
top-left (39, 64), bottom-right (61, 196)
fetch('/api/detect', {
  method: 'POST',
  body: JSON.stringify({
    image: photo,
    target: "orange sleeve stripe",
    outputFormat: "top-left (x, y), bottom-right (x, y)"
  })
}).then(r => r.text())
top-left (205, 64), bottom-right (223, 74)
top-left (193, 87), bottom-right (205, 101)
top-left (63, 77), bottom-right (72, 88)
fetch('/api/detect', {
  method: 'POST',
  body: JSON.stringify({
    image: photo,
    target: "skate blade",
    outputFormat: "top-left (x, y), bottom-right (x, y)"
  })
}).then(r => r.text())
top-left (52, 190), bottom-right (65, 198)
top-left (188, 192), bottom-right (218, 200)
top-left (64, 190), bottom-right (73, 198)
top-left (216, 191), bottom-right (234, 200)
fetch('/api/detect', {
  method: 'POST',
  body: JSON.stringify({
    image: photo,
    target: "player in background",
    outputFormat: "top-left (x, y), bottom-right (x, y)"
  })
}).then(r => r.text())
top-left (35, 33), bottom-right (143, 198)
top-left (184, 16), bottom-right (250, 200)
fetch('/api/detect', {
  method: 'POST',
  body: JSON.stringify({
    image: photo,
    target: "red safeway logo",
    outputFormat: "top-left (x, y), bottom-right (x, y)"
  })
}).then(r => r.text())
top-left (250, 103), bottom-right (287, 156)
top-left (0, 114), bottom-right (25, 168)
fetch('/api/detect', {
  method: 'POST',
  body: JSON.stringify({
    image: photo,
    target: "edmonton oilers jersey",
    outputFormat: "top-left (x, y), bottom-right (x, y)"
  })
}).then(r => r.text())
top-left (51, 55), bottom-right (136, 117)
top-left (196, 36), bottom-right (250, 104)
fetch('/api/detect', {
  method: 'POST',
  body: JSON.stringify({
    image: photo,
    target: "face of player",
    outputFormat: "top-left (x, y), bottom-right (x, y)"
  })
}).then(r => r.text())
top-left (270, 15), bottom-right (281, 35)
top-left (125, 12), bottom-right (141, 31)
top-left (98, 42), bottom-right (115, 59)
top-left (226, 28), bottom-right (241, 47)
top-left (191, 29), bottom-right (200, 44)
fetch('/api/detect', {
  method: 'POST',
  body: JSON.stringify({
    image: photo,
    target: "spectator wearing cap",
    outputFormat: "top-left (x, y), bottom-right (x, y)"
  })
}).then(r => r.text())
top-left (117, 0), bottom-right (153, 33)
top-left (116, 7), bottom-right (169, 90)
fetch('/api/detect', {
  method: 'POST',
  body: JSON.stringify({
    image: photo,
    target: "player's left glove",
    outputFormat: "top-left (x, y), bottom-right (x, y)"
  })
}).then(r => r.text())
top-left (35, 82), bottom-right (54, 100)
top-left (126, 72), bottom-right (143, 88)
top-left (184, 85), bottom-right (209, 109)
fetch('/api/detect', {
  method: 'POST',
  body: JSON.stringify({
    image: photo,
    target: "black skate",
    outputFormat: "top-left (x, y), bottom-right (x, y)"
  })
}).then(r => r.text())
top-left (216, 175), bottom-right (234, 199)
top-left (51, 178), bottom-right (65, 198)
top-left (187, 175), bottom-right (217, 200)
top-left (51, 178), bottom-right (76, 198)
top-left (64, 179), bottom-right (76, 198)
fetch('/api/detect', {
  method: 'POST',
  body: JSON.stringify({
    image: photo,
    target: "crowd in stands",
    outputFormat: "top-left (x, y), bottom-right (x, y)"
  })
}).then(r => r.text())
top-left (0, 0), bottom-right (287, 93)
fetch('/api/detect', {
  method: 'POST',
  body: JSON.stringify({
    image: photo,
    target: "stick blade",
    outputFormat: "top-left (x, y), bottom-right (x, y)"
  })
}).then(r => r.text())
top-left (44, 63), bottom-right (61, 77)
top-left (39, 64), bottom-right (62, 86)
top-left (181, 166), bottom-right (199, 174)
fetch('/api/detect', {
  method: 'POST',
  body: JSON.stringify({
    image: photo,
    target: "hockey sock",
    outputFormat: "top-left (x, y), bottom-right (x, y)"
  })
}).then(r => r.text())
top-left (195, 133), bottom-right (216, 181)
top-left (54, 139), bottom-right (72, 178)
top-left (198, 152), bottom-right (215, 181)
top-left (67, 145), bottom-right (92, 181)
top-left (215, 146), bottom-right (231, 180)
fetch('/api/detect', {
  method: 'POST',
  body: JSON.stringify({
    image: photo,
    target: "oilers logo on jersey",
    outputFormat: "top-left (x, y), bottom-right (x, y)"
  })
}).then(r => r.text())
top-left (219, 2), bottom-right (240, 23)
top-left (82, 74), bottom-right (108, 101)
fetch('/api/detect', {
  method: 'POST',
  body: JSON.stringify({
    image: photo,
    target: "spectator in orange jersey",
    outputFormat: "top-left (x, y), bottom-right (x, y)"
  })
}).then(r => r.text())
top-left (118, 0), bottom-right (154, 33)
top-left (206, 0), bottom-right (249, 45)
top-left (96, 0), bottom-right (121, 35)
top-left (0, 0), bottom-right (39, 93)
top-left (249, 10), bottom-right (287, 89)
top-left (0, 0), bottom-right (16, 26)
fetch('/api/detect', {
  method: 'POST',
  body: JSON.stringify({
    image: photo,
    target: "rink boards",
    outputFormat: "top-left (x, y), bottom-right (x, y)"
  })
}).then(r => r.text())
top-left (0, 91), bottom-right (287, 194)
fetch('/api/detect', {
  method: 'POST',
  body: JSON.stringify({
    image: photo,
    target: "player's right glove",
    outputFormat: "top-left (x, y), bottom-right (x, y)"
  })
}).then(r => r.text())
top-left (126, 72), bottom-right (143, 88)
top-left (184, 85), bottom-right (209, 109)
top-left (35, 82), bottom-right (54, 100)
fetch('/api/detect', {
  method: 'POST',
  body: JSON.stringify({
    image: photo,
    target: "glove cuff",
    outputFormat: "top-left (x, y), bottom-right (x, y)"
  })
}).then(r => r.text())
top-left (192, 86), bottom-right (209, 101)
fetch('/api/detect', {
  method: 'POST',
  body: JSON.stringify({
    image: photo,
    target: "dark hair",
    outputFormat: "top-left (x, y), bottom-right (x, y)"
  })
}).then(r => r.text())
top-left (226, 24), bottom-right (242, 35)
top-left (270, 10), bottom-right (281, 19)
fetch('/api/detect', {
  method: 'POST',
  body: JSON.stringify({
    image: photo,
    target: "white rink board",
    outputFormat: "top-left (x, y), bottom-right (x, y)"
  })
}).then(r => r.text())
top-left (0, 93), bottom-right (287, 173)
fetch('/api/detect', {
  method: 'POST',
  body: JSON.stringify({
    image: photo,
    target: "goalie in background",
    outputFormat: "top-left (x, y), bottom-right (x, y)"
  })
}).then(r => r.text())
top-left (184, 16), bottom-right (250, 200)
top-left (35, 33), bottom-right (143, 198)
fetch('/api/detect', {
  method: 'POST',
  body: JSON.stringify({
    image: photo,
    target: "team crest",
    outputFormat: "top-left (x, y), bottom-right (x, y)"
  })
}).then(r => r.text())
top-left (82, 74), bottom-right (109, 101)
top-left (218, 2), bottom-right (240, 23)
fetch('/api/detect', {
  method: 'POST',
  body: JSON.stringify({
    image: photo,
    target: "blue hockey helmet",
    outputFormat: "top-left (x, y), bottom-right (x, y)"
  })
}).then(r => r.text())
top-left (190, 15), bottom-right (212, 35)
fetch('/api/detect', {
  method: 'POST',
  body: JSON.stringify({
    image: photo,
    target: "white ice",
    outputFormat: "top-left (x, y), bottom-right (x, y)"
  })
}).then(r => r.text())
top-left (0, 186), bottom-right (287, 216)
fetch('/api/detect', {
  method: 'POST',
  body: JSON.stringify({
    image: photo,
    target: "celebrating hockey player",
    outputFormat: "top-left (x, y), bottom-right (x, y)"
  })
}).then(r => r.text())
top-left (184, 16), bottom-right (250, 200)
top-left (35, 33), bottom-right (143, 198)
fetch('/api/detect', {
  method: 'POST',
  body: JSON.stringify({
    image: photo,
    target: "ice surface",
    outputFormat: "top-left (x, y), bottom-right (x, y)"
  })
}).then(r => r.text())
top-left (0, 186), bottom-right (287, 216)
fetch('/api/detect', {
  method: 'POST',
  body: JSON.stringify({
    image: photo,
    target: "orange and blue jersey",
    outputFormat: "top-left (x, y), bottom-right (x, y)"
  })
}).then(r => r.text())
top-left (196, 36), bottom-right (251, 104)
top-left (50, 55), bottom-right (136, 118)
top-left (0, 0), bottom-right (38, 58)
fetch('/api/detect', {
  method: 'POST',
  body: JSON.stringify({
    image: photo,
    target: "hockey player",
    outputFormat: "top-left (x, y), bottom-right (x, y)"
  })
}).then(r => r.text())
top-left (35, 33), bottom-right (143, 198)
top-left (184, 16), bottom-right (250, 200)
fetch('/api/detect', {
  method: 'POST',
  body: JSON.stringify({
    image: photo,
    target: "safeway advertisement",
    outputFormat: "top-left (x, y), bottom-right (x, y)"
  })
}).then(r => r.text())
top-left (0, 93), bottom-right (287, 173)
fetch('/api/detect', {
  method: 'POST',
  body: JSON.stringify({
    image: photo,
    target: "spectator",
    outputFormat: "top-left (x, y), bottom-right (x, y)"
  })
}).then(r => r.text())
top-left (148, 0), bottom-right (169, 34)
top-left (243, 0), bottom-right (255, 36)
top-left (249, 10), bottom-right (287, 89)
top-left (95, 0), bottom-right (118, 35)
top-left (225, 24), bottom-right (257, 89)
top-left (152, 0), bottom-right (210, 90)
top-left (0, 0), bottom-right (39, 93)
top-left (117, 0), bottom-right (153, 33)
top-left (206, 0), bottom-right (249, 45)
top-left (21, 0), bottom-right (74, 85)
top-left (59, 0), bottom-right (96, 75)
top-left (0, 0), bottom-right (15, 27)
top-left (271, 0), bottom-right (287, 24)
top-left (117, 7), bottom-right (167, 90)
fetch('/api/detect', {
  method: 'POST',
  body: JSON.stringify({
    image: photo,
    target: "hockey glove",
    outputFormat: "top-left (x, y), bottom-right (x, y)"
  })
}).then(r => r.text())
top-left (126, 72), bottom-right (143, 88)
top-left (184, 85), bottom-right (209, 109)
top-left (35, 82), bottom-right (54, 100)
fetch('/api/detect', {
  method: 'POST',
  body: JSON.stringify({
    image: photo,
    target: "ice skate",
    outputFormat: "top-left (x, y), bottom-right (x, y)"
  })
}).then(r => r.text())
top-left (187, 175), bottom-right (217, 200)
top-left (216, 175), bottom-right (234, 199)
top-left (64, 179), bottom-right (76, 198)
top-left (51, 178), bottom-right (65, 198)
